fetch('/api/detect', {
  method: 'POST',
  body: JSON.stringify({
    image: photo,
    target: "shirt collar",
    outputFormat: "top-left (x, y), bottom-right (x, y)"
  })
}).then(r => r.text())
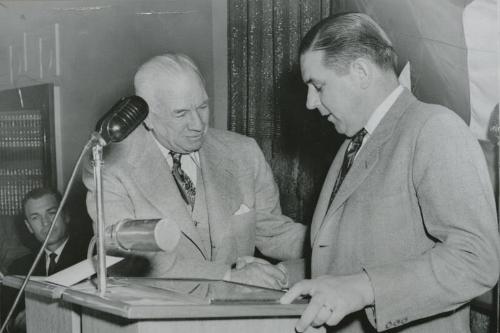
top-left (151, 132), bottom-right (200, 167)
top-left (364, 85), bottom-right (404, 136)
top-left (45, 237), bottom-right (69, 258)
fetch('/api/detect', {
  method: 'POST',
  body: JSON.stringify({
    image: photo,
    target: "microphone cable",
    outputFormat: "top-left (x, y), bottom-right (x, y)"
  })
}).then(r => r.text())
top-left (0, 138), bottom-right (95, 333)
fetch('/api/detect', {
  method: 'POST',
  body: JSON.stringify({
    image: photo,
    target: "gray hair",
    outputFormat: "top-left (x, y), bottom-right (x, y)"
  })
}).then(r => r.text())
top-left (134, 53), bottom-right (205, 112)
top-left (299, 12), bottom-right (398, 74)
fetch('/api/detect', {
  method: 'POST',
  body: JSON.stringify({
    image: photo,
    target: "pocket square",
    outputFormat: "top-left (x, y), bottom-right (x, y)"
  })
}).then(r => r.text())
top-left (234, 204), bottom-right (251, 216)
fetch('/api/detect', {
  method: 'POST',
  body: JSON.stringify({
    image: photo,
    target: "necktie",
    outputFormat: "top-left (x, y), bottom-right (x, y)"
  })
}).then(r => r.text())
top-left (170, 152), bottom-right (196, 209)
top-left (328, 128), bottom-right (368, 207)
top-left (47, 252), bottom-right (57, 276)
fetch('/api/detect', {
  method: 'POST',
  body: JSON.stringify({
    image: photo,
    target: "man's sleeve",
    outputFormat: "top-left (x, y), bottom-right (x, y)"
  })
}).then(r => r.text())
top-left (364, 112), bottom-right (500, 330)
top-left (249, 139), bottom-right (307, 261)
top-left (82, 154), bottom-right (136, 229)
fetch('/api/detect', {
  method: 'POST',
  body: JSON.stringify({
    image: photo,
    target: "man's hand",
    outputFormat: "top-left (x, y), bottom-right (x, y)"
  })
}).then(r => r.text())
top-left (234, 256), bottom-right (273, 269)
top-left (226, 257), bottom-right (288, 290)
top-left (280, 272), bottom-right (374, 332)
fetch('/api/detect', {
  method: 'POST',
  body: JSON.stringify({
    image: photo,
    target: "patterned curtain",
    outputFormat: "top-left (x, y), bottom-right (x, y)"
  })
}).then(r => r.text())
top-left (228, 0), bottom-right (347, 224)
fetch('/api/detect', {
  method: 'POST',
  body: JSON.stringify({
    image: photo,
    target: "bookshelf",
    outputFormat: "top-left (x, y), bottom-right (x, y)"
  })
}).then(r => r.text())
top-left (0, 110), bottom-right (46, 215)
top-left (0, 83), bottom-right (56, 269)
top-left (0, 84), bottom-right (56, 217)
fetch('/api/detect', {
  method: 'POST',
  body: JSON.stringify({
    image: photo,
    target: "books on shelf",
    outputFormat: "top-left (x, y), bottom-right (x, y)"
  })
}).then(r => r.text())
top-left (0, 110), bottom-right (46, 216)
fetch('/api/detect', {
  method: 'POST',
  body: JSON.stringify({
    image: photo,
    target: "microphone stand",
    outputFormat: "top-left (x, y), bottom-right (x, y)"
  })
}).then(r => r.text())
top-left (91, 139), bottom-right (107, 296)
top-left (492, 121), bottom-right (500, 333)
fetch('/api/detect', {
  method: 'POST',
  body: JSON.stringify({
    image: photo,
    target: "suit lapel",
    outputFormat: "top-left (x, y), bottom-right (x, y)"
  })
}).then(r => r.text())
top-left (199, 133), bottom-right (242, 255)
top-left (55, 238), bottom-right (73, 271)
top-left (55, 236), bottom-right (84, 271)
top-left (310, 144), bottom-right (345, 242)
top-left (38, 253), bottom-right (47, 276)
top-left (312, 89), bottom-right (416, 244)
top-left (126, 128), bottom-right (207, 259)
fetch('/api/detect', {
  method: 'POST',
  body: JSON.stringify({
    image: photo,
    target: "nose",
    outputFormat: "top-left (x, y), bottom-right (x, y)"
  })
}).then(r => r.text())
top-left (306, 86), bottom-right (320, 110)
top-left (41, 214), bottom-right (52, 227)
top-left (188, 109), bottom-right (204, 131)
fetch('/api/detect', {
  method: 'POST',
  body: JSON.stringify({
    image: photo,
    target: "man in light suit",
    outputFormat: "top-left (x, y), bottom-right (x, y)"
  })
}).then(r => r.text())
top-left (82, 53), bottom-right (305, 289)
top-left (280, 13), bottom-right (500, 332)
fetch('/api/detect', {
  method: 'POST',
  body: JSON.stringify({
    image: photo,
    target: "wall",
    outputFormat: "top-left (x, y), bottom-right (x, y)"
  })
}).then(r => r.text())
top-left (0, 0), bottom-right (228, 189)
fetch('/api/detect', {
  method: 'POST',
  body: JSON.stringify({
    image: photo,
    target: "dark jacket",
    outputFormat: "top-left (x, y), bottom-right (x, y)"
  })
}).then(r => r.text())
top-left (1, 235), bottom-right (89, 332)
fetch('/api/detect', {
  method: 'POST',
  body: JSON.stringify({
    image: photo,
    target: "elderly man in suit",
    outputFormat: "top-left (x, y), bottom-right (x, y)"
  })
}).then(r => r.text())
top-left (82, 53), bottom-right (305, 289)
top-left (280, 13), bottom-right (500, 333)
top-left (2, 187), bottom-right (89, 332)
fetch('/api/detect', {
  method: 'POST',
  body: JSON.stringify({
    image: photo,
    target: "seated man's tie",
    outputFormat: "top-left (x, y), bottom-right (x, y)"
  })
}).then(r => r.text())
top-left (47, 252), bottom-right (57, 276)
top-left (169, 152), bottom-right (196, 210)
top-left (328, 128), bottom-right (367, 207)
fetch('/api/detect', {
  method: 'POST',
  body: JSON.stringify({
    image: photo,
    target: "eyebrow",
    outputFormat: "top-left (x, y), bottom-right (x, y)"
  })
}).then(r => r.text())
top-left (199, 98), bottom-right (210, 106)
top-left (173, 99), bottom-right (210, 113)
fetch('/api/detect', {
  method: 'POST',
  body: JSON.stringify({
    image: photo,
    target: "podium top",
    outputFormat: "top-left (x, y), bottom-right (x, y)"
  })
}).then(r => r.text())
top-left (2, 275), bottom-right (65, 299)
top-left (62, 277), bottom-right (308, 319)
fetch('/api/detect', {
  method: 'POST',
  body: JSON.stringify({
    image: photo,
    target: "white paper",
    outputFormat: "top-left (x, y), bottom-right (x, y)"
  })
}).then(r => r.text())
top-left (45, 255), bottom-right (123, 287)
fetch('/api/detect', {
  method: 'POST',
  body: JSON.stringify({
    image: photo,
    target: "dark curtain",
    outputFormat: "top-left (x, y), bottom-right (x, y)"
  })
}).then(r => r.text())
top-left (228, 0), bottom-right (347, 225)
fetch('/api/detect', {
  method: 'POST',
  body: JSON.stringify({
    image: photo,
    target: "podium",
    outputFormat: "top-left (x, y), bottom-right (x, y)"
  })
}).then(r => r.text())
top-left (3, 276), bottom-right (311, 333)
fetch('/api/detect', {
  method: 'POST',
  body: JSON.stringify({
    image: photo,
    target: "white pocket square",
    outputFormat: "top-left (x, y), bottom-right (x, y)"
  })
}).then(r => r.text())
top-left (234, 204), bottom-right (251, 216)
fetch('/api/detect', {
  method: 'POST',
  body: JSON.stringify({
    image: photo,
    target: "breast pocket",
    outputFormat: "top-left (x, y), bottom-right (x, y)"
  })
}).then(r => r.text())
top-left (229, 210), bottom-right (256, 256)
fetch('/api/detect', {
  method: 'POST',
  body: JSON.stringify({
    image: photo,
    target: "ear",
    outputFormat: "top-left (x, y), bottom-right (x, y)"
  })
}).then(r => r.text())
top-left (350, 58), bottom-right (372, 89)
top-left (24, 220), bottom-right (34, 234)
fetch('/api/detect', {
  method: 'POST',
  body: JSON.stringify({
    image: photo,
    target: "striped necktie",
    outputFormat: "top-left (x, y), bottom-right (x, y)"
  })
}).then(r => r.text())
top-left (328, 128), bottom-right (368, 207)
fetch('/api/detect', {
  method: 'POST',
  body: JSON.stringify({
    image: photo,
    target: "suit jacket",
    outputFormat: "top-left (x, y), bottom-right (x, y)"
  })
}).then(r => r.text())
top-left (8, 235), bottom-right (88, 276)
top-left (1, 235), bottom-right (89, 331)
top-left (311, 89), bottom-right (500, 332)
top-left (82, 126), bottom-right (305, 279)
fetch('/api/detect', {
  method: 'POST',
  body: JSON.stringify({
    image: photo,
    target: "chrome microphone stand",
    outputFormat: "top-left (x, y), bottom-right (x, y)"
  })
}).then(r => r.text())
top-left (91, 137), bottom-right (107, 296)
top-left (492, 121), bottom-right (500, 333)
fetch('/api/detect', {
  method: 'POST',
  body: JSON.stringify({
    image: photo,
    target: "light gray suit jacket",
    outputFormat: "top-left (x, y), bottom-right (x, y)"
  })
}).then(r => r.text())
top-left (311, 89), bottom-right (500, 332)
top-left (83, 126), bottom-right (305, 280)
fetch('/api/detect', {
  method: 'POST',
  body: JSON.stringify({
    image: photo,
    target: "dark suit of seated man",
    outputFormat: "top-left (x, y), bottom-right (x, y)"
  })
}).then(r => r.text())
top-left (1, 187), bottom-right (89, 333)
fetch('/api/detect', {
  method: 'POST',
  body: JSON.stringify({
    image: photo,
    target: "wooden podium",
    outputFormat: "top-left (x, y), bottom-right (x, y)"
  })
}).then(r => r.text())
top-left (3, 276), bottom-right (311, 333)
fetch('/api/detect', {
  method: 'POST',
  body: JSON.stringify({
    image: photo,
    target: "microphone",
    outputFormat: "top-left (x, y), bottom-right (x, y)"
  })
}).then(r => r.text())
top-left (105, 218), bottom-right (181, 253)
top-left (94, 95), bottom-right (149, 146)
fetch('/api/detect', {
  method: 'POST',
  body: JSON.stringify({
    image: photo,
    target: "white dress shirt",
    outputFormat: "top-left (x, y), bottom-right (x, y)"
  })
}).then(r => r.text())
top-left (152, 133), bottom-right (200, 186)
top-left (360, 85), bottom-right (404, 152)
top-left (44, 237), bottom-right (68, 275)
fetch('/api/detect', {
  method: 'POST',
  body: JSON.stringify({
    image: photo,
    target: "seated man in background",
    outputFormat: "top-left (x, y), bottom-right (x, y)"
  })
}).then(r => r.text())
top-left (82, 53), bottom-right (306, 289)
top-left (1, 187), bottom-right (90, 332)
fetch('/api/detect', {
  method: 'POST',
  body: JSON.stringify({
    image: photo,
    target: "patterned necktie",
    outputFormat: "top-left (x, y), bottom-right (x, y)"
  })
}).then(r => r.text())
top-left (47, 252), bottom-right (57, 276)
top-left (328, 128), bottom-right (368, 207)
top-left (169, 152), bottom-right (196, 209)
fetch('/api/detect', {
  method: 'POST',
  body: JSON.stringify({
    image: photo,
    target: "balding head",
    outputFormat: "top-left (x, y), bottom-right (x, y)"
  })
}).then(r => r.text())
top-left (134, 53), bottom-right (210, 153)
top-left (134, 54), bottom-right (206, 113)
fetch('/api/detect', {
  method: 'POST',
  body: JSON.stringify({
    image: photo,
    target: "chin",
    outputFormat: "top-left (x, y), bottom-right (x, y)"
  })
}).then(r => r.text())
top-left (179, 142), bottom-right (203, 153)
